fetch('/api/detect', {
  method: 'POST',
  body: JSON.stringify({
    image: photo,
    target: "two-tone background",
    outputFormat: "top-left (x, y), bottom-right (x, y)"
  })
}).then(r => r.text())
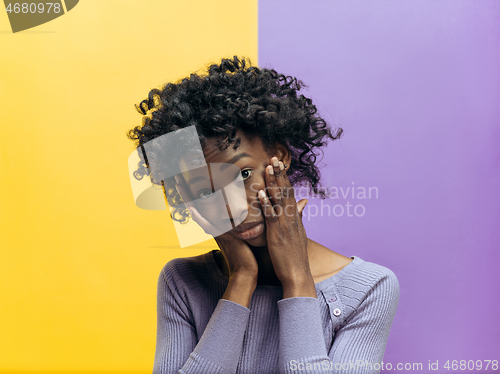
top-left (1, 1), bottom-right (499, 373)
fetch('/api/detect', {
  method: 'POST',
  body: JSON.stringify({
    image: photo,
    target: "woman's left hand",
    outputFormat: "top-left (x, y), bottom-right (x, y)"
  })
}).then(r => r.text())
top-left (258, 157), bottom-right (317, 298)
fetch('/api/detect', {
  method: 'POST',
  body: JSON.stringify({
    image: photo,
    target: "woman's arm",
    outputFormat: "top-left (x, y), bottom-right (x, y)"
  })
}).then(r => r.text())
top-left (154, 178), bottom-right (260, 373)
top-left (259, 159), bottom-right (399, 373)
top-left (152, 262), bottom-right (255, 374)
top-left (277, 270), bottom-right (400, 374)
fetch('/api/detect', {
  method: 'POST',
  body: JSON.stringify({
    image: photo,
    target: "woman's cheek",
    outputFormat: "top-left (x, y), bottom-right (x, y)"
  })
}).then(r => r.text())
top-left (248, 182), bottom-right (263, 196)
top-left (249, 198), bottom-right (265, 217)
top-left (247, 181), bottom-right (265, 218)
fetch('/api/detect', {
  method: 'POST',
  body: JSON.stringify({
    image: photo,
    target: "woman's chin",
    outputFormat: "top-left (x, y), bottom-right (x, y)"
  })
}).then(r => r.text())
top-left (244, 229), bottom-right (267, 247)
top-left (227, 221), bottom-right (267, 247)
top-left (246, 238), bottom-right (267, 247)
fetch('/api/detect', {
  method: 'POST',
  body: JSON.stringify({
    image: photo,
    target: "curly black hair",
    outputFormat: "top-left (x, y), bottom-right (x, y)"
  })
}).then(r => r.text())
top-left (126, 56), bottom-right (343, 223)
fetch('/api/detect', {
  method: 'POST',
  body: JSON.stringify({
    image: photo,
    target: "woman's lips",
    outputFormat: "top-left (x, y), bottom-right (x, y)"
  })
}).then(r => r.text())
top-left (230, 222), bottom-right (265, 240)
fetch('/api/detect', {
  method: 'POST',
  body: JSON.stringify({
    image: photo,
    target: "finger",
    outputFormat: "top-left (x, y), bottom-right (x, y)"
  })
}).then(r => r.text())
top-left (271, 156), bottom-right (283, 179)
top-left (269, 159), bottom-right (297, 223)
top-left (271, 158), bottom-right (288, 183)
top-left (272, 159), bottom-right (293, 193)
top-left (270, 157), bottom-right (290, 207)
top-left (265, 164), bottom-right (285, 207)
top-left (278, 161), bottom-right (292, 187)
top-left (258, 189), bottom-right (278, 223)
top-left (272, 161), bottom-right (297, 217)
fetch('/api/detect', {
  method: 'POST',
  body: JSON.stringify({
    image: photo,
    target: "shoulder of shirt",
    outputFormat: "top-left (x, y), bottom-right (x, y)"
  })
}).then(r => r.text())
top-left (332, 257), bottom-right (400, 312)
top-left (344, 257), bottom-right (399, 285)
top-left (159, 251), bottom-right (214, 292)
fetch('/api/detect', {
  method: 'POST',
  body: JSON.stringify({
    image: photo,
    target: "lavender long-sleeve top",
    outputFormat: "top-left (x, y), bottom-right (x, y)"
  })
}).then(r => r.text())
top-left (153, 250), bottom-right (399, 374)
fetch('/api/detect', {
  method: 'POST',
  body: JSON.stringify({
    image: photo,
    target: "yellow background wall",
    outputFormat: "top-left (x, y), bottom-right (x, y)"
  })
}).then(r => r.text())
top-left (0, 1), bottom-right (257, 372)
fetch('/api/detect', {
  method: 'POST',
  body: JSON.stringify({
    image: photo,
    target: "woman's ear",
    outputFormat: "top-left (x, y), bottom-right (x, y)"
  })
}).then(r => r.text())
top-left (274, 142), bottom-right (291, 170)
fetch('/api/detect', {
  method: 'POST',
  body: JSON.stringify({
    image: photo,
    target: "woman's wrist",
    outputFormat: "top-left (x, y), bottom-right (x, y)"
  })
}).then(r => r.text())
top-left (281, 273), bottom-right (317, 299)
top-left (222, 273), bottom-right (257, 308)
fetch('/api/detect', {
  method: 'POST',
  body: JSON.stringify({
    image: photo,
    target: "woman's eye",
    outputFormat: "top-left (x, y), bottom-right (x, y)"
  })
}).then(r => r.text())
top-left (240, 169), bottom-right (252, 181)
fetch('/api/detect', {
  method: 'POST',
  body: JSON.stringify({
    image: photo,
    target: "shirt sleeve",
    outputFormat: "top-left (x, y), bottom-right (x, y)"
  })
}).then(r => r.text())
top-left (152, 265), bottom-right (251, 374)
top-left (277, 270), bottom-right (400, 374)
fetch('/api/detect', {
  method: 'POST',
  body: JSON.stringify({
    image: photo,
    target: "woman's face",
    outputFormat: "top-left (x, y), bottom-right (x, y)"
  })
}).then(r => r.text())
top-left (178, 131), bottom-right (290, 247)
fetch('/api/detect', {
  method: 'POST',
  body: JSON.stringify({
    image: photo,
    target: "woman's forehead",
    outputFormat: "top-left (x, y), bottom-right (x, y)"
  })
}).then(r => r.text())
top-left (178, 132), bottom-right (266, 172)
top-left (206, 132), bottom-right (266, 159)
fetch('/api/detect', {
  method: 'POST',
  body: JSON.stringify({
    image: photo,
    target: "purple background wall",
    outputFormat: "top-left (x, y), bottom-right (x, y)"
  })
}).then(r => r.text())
top-left (259, 1), bottom-right (500, 371)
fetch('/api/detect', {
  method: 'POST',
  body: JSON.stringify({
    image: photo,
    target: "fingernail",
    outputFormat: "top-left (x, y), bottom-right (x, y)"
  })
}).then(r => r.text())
top-left (258, 190), bottom-right (266, 198)
top-left (273, 158), bottom-right (279, 167)
top-left (279, 161), bottom-right (284, 170)
top-left (268, 166), bottom-right (274, 175)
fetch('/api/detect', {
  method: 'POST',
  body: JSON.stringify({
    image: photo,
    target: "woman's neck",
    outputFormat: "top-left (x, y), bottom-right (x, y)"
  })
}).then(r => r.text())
top-left (214, 239), bottom-right (321, 286)
top-left (214, 244), bottom-right (282, 286)
top-left (247, 244), bottom-right (282, 286)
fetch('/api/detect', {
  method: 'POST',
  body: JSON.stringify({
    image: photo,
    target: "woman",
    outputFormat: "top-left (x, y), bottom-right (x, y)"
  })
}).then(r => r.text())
top-left (127, 56), bottom-right (399, 374)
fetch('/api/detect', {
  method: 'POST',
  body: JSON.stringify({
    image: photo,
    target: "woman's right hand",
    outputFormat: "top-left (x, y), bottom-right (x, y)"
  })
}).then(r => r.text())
top-left (188, 206), bottom-right (259, 281)
top-left (175, 176), bottom-right (258, 306)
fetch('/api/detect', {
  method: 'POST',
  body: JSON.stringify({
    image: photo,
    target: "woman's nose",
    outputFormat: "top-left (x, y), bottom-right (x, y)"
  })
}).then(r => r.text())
top-left (222, 182), bottom-right (248, 225)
